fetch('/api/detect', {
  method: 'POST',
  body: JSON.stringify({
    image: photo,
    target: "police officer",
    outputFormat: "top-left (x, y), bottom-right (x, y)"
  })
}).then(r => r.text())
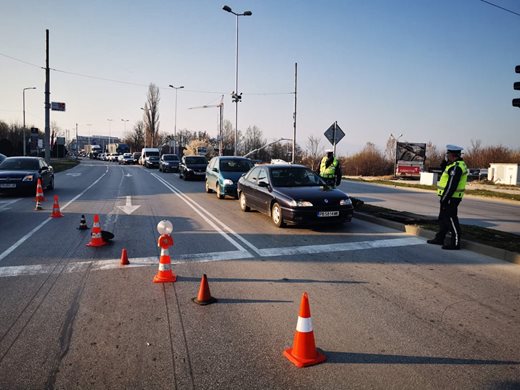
top-left (319, 149), bottom-right (342, 188)
top-left (427, 145), bottom-right (468, 250)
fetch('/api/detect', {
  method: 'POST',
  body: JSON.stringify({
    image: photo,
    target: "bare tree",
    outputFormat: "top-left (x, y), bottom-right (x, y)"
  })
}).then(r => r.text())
top-left (123, 121), bottom-right (145, 152)
top-left (425, 141), bottom-right (443, 170)
top-left (242, 125), bottom-right (266, 160)
top-left (303, 135), bottom-right (324, 171)
top-left (143, 83), bottom-right (160, 147)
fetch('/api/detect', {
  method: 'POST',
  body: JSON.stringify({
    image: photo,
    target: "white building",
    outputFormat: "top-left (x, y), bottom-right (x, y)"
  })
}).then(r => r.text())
top-left (488, 163), bottom-right (520, 185)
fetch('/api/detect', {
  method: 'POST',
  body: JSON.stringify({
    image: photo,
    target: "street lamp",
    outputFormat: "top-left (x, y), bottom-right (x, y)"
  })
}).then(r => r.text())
top-left (121, 118), bottom-right (129, 134)
top-left (107, 119), bottom-right (113, 152)
top-left (222, 5), bottom-right (252, 155)
top-left (168, 84), bottom-right (184, 155)
top-left (390, 133), bottom-right (403, 177)
top-left (22, 87), bottom-right (36, 156)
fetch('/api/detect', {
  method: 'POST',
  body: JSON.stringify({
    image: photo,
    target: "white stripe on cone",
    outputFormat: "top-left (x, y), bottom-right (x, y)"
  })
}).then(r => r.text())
top-left (161, 248), bottom-right (169, 256)
top-left (296, 316), bottom-right (313, 333)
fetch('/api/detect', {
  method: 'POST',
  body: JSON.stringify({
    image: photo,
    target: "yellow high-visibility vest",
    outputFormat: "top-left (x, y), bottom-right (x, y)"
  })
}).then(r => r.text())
top-left (437, 160), bottom-right (468, 198)
top-left (320, 157), bottom-right (338, 178)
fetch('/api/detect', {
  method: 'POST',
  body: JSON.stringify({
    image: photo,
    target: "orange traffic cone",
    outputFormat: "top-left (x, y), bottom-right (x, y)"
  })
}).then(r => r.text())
top-left (50, 195), bottom-right (64, 218)
top-left (153, 245), bottom-right (176, 283)
top-left (283, 292), bottom-right (326, 368)
top-left (78, 214), bottom-right (89, 230)
top-left (86, 214), bottom-right (107, 247)
top-left (120, 248), bottom-right (129, 265)
top-left (192, 274), bottom-right (217, 305)
top-left (34, 178), bottom-right (45, 210)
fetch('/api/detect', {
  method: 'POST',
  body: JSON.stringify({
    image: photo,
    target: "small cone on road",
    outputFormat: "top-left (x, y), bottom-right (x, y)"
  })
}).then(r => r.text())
top-left (153, 246), bottom-right (176, 283)
top-left (34, 178), bottom-right (45, 210)
top-left (50, 195), bottom-right (64, 218)
top-left (283, 292), bottom-right (326, 368)
top-left (192, 274), bottom-right (217, 305)
top-left (120, 248), bottom-right (129, 265)
top-left (78, 215), bottom-right (89, 230)
top-left (86, 214), bottom-right (107, 247)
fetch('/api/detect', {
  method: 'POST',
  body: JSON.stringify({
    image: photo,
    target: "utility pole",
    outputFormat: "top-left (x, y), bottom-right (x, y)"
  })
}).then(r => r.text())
top-left (44, 29), bottom-right (51, 163)
top-left (292, 62), bottom-right (297, 164)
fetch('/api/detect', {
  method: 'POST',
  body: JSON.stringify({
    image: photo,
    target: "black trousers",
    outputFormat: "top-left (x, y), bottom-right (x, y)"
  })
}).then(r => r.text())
top-left (435, 198), bottom-right (462, 247)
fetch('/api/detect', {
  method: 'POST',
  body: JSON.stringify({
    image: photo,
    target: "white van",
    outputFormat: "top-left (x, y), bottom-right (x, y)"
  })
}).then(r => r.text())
top-left (140, 148), bottom-right (160, 168)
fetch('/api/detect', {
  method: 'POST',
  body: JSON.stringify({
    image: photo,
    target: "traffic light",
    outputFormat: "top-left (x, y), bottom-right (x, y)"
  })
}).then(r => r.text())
top-left (513, 65), bottom-right (520, 108)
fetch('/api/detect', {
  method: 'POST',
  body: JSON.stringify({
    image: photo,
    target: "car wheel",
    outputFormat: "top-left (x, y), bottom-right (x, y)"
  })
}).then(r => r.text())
top-left (205, 180), bottom-right (213, 193)
top-left (47, 176), bottom-right (54, 190)
top-left (216, 184), bottom-right (224, 199)
top-left (239, 192), bottom-right (250, 212)
top-left (271, 202), bottom-right (285, 228)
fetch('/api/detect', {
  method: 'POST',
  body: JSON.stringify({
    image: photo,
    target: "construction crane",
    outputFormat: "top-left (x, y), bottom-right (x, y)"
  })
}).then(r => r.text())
top-left (188, 95), bottom-right (224, 156)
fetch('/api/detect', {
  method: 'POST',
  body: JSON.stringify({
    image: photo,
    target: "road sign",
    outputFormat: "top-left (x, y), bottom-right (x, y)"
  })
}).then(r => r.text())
top-left (51, 102), bottom-right (66, 111)
top-left (324, 122), bottom-right (345, 145)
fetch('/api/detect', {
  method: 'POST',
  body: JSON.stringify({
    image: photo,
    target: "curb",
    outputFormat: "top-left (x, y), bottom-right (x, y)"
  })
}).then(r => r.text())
top-left (355, 212), bottom-right (520, 265)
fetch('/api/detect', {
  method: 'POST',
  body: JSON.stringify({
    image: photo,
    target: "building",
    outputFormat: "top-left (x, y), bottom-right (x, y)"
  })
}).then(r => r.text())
top-left (488, 163), bottom-right (520, 185)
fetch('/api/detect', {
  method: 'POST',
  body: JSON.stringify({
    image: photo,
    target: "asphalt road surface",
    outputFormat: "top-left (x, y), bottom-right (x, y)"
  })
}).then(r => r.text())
top-left (341, 180), bottom-right (520, 235)
top-left (0, 160), bottom-right (519, 389)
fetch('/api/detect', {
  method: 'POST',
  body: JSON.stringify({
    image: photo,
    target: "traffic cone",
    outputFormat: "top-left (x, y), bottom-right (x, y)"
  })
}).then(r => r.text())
top-left (50, 195), bottom-right (64, 218)
top-left (283, 292), bottom-right (326, 368)
top-left (120, 248), bottom-right (129, 265)
top-left (86, 214), bottom-right (107, 247)
top-left (78, 215), bottom-right (89, 230)
top-left (153, 246), bottom-right (176, 283)
top-left (192, 274), bottom-right (217, 305)
top-left (34, 178), bottom-right (45, 210)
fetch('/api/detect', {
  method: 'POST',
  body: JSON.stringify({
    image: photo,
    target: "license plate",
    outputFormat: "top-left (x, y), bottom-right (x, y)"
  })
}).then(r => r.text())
top-left (0, 184), bottom-right (16, 188)
top-left (195, 171), bottom-right (205, 175)
top-left (317, 210), bottom-right (339, 217)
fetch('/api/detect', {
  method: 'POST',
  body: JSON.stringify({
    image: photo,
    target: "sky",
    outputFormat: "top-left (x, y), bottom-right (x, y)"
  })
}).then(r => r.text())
top-left (1, 0), bottom-right (519, 156)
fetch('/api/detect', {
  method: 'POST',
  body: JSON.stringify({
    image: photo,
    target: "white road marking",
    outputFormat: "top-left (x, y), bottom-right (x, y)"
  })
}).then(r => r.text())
top-left (65, 173), bottom-right (82, 177)
top-left (256, 237), bottom-right (424, 257)
top-left (0, 198), bottom-right (21, 212)
top-left (117, 195), bottom-right (141, 215)
top-left (0, 168), bottom-right (109, 263)
top-left (0, 237), bottom-right (426, 278)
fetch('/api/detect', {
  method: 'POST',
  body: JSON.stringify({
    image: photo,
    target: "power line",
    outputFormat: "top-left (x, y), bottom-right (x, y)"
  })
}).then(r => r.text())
top-left (0, 52), bottom-right (42, 69)
top-left (479, 0), bottom-right (520, 17)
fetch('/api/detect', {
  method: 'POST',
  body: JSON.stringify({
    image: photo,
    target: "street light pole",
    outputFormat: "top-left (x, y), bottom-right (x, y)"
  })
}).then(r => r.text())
top-left (22, 87), bottom-right (36, 156)
top-left (169, 85), bottom-right (184, 155)
top-left (390, 133), bottom-right (403, 177)
top-left (223, 5), bottom-right (252, 156)
top-left (107, 119), bottom-right (113, 152)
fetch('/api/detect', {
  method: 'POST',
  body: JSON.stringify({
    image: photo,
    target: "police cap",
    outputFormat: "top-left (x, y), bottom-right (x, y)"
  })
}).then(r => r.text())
top-left (446, 144), bottom-right (463, 154)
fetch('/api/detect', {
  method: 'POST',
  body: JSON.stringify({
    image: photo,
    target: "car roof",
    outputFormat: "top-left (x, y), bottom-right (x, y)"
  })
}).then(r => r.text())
top-left (262, 163), bottom-right (307, 169)
top-left (3, 156), bottom-right (42, 160)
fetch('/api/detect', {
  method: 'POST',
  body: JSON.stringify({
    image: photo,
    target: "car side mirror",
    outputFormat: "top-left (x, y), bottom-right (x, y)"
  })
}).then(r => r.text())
top-left (212, 167), bottom-right (218, 172)
top-left (258, 180), bottom-right (269, 188)
top-left (40, 166), bottom-right (48, 172)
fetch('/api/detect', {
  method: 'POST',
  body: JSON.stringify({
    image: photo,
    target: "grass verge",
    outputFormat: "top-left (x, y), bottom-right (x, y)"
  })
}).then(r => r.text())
top-left (50, 158), bottom-right (80, 173)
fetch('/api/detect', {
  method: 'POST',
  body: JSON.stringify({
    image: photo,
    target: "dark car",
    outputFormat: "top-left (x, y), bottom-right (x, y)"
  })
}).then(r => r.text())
top-left (179, 155), bottom-right (208, 180)
top-left (132, 152), bottom-right (141, 164)
top-left (205, 156), bottom-right (253, 199)
top-left (0, 157), bottom-right (54, 194)
top-left (159, 154), bottom-right (180, 173)
top-left (237, 164), bottom-right (353, 227)
top-left (0, 153), bottom-right (6, 164)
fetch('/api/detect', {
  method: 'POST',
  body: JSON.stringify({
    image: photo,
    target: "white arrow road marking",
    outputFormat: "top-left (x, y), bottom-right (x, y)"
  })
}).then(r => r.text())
top-left (124, 173), bottom-right (132, 177)
top-left (117, 195), bottom-right (141, 215)
top-left (65, 173), bottom-right (82, 177)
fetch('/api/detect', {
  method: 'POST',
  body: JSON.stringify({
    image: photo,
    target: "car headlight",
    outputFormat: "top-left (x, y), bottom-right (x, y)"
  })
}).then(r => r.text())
top-left (23, 175), bottom-right (34, 182)
top-left (223, 179), bottom-right (234, 186)
top-left (340, 198), bottom-right (352, 206)
top-left (289, 200), bottom-right (313, 207)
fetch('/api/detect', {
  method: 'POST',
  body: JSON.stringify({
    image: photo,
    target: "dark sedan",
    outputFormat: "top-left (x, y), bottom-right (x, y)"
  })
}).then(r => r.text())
top-left (0, 157), bottom-right (54, 194)
top-left (159, 154), bottom-right (180, 172)
top-left (237, 164), bottom-right (353, 227)
top-left (179, 155), bottom-right (208, 180)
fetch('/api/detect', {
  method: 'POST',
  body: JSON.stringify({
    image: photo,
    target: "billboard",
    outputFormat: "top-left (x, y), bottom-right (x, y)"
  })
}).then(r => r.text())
top-left (396, 142), bottom-right (426, 162)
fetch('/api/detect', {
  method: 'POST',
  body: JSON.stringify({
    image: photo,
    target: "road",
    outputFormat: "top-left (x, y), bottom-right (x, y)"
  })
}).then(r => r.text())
top-left (0, 160), bottom-right (519, 389)
top-left (341, 180), bottom-right (520, 235)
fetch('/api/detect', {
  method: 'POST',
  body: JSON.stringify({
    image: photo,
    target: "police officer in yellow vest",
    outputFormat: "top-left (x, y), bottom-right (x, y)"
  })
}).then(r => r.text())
top-left (427, 145), bottom-right (468, 250)
top-left (320, 149), bottom-right (342, 188)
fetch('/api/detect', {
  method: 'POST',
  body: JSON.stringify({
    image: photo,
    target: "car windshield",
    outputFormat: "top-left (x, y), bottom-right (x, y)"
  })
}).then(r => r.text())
top-left (186, 157), bottom-right (207, 164)
top-left (0, 158), bottom-right (39, 171)
top-left (219, 159), bottom-right (252, 172)
top-left (145, 151), bottom-right (160, 157)
top-left (163, 155), bottom-right (179, 161)
top-left (270, 167), bottom-right (323, 187)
